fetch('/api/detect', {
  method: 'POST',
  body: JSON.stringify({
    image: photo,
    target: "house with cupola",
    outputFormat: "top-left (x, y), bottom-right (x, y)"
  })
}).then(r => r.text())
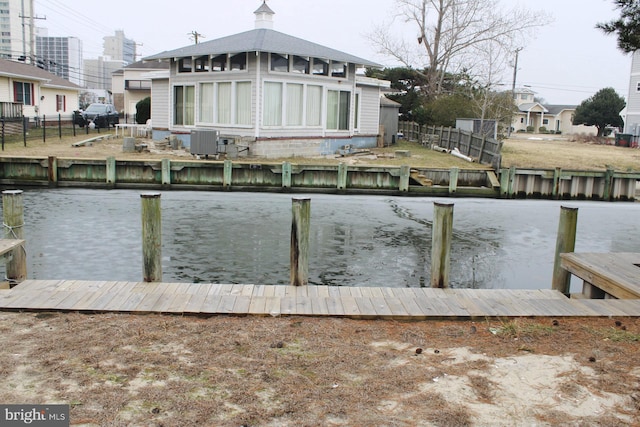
top-left (509, 87), bottom-right (596, 135)
top-left (143, 1), bottom-right (389, 157)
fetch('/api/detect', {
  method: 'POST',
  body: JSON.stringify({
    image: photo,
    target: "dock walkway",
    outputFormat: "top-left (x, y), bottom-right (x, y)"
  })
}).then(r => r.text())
top-left (1, 280), bottom-right (639, 319)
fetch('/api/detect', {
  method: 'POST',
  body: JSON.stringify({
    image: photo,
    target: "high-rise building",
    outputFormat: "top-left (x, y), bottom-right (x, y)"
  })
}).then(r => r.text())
top-left (103, 30), bottom-right (135, 64)
top-left (35, 28), bottom-right (83, 86)
top-left (83, 56), bottom-right (125, 91)
top-left (0, 0), bottom-right (36, 62)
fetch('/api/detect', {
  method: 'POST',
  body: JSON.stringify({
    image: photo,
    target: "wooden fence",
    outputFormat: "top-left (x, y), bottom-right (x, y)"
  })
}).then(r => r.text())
top-left (398, 122), bottom-right (503, 169)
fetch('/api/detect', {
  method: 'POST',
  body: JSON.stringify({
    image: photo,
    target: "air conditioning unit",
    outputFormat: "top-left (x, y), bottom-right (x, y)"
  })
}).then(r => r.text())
top-left (190, 129), bottom-right (219, 156)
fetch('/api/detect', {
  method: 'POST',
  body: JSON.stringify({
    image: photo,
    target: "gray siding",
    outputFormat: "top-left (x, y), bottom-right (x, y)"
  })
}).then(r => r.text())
top-left (151, 78), bottom-right (169, 129)
top-left (358, 86), bottom-right (380, 135)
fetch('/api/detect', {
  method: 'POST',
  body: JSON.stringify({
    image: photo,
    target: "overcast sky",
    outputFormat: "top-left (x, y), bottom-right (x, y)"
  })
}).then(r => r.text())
top-left (35, 0), bottom-right (630, 105)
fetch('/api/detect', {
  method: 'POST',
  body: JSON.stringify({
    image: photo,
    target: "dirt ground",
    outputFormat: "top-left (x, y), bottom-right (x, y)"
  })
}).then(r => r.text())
top-left (1, 131), bottom-right (639, 172)
top-left (0, 135), bottom-right (639, 426)
top-left (0, 312), bottom-right (638, 426)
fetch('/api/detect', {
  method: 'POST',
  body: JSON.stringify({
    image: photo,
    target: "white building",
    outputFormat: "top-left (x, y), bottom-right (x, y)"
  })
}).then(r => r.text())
top-left (35, 28), bottom-right (83, 86)
top-left (0, 0), bottom-right (36, 62)
top-left (143, 2), bottom-right (389, 158)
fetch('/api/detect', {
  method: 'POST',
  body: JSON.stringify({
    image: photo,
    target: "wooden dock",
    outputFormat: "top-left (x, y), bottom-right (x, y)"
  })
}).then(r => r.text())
top-left (1, 280), bottom-right (639, 319)
top-left (561, 252), bottom-right (640, 299)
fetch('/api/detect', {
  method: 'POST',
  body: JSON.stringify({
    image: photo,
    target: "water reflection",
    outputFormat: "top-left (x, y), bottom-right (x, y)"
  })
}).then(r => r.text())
top-left (3, 189), bottom-right (638, 291)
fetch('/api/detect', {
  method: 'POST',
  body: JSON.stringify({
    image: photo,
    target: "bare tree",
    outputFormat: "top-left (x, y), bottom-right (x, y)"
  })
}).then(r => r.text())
top-left (369, 0), bottom-right (550, 98)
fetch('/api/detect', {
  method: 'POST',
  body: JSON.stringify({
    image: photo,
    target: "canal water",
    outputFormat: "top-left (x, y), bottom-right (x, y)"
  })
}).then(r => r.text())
top-left (5, 189), bottom-right (640, 292)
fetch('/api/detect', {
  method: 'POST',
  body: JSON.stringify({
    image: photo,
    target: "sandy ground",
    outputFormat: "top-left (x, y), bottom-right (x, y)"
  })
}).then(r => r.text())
top-left (0, 312), bottom-right (638, 426)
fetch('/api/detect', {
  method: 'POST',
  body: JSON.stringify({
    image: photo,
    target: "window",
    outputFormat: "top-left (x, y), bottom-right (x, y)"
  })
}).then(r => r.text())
top-left (174, 85), bottom-right (195, 125)
top-left (327, 90), bottom-right (350, 130)
top-left (178, 57), bottom-right (192, 73)
top-left (330, 61), bottom-right (346, 78)
top-left (312, 58), bottom-right (328, 76)
top-left (230, 53), bottom-right (247, 71)
top-left (13, 81), bottom-right (33, 105)
top-left (56, 94), bottom-right (66, 112)
top-left (236, 81), bottom-right (251, 125)
top-left (636, 82), bottom-right (640, 93)
top-left (212, 54), bottom-right (227, 72)
top-left (542, 118), bottom-right (549, 125)
top-left (200, 81), bottom-right (251, 125)
top-left (217, 82), bottom-right (232, 124)
top-left (270, 53), bottom-right (288, 72)
top-left (306, 85), bottom-right (322, 126)
top-left (199, 83), bottom-right (214, 122)
top-left (292, 56), bottom-right (309, 74)
top-left (263, 82), bottom-right (283, 126)
top-left (195, 56), bottom-right (210, 72)
top-left (286, 84), bottom-right (303, 126)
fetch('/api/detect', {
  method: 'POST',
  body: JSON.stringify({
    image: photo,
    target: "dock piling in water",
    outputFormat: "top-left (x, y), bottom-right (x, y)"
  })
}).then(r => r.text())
top-left (290, 198), bottom-right (310, 286)
top-left (552, 206), bottom-right (578, 295)
top-left (141, 192), bottom-right (162, 282)
top-left (431, 202), bottom-right (454, 288)
top-left (2, 189), bottom-right (26, 283)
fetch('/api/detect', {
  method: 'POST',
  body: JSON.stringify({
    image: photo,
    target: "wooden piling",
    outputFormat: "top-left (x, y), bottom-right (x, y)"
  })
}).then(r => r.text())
top-left (161, 159), bottom-right (171, 186)
top-left (47, 156), bottom-right (58, 186)
top-left (449, 167), bottom-right (459, 194)
top-left (282, 162), bottom-right (292, 188)
top-left (337, 163), bottom-right (348, 190)
top-left (399, 165), bottom-right (410, 192)
top-left (106, 156), bottom-right (116, 185)
top-left (223, 159), bottom-right (233, 188)
top-left (290, 198), bottom-right (310, 286)
top-left (2, 190), bottom-right (26, 283)
top-left (141, 192), bottom-right (162, 282)
top-left (552, 206), bottom-right (578, 295)
top-left (431, 202), bottom-right (453, 288)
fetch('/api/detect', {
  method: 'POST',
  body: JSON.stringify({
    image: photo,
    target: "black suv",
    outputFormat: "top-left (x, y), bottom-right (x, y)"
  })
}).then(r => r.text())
top-left (75, 103), bottom-right (119, 128)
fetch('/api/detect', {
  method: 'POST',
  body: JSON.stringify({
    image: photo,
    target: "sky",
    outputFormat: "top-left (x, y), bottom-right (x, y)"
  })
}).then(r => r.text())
top-left (33, 0), bottom-right (631, 106)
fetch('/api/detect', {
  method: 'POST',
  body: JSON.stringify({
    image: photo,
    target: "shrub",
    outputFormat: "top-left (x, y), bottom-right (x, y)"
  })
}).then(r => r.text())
top-left (538, 126), bottom-right (547, 133)
top-left (135, 97), bottom-right (151, 124)
top-left (526, 126), bottom-right (534, 133)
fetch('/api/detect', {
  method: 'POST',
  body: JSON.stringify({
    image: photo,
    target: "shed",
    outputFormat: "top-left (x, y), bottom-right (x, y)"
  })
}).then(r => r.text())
top-left (379, 96), bottom-right (401, 146)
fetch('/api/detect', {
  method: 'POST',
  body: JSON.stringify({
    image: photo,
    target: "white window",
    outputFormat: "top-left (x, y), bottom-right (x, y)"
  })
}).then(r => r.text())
top-left (199, 83), bottom-right (214, 123)
top-left (270, 53), bottom-right (288, 72)
top-left (200, 81), bottom-right (251, 125)
top-left (174, 85), bottom-right (195, 125)
top-left (292, 56), bottom-right (309, 74)
top-left (312, 58), bottom-right (329, 76)
top-left (212, 54), bottom-right (227, 72)
top-left (263, 82), bottom-right (283, 126)
top-left (330, 61), bottom-right (347, 78)
top-left (286, 83), bottom-right (303, 126)
top-left (217, 82), bottom-right (232, 124)
top-left (327, 90), bottom-right (350, 130)
top-left (235, 82), bottom-right (252, 125)
top-left (306, 85), bottom-right (322, 126)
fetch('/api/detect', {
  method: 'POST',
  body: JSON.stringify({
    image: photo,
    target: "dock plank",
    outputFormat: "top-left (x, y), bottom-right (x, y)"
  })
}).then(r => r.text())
top-left (2, 280), bottom-right (640, 319)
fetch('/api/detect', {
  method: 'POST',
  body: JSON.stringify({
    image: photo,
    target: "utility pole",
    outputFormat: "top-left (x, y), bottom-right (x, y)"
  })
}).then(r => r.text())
top-left (188, 31), bottom-right (205, 44)
top-left (20, 0), bottom-right (46, 65)
top-left (507, 47), bottom-right (523, 138)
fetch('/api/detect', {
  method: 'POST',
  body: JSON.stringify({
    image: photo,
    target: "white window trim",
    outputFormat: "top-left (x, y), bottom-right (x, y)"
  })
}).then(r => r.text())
top-left (262, 80), bottom-right (327, 129)
top-left (196, 80), bottom-right (253, 128)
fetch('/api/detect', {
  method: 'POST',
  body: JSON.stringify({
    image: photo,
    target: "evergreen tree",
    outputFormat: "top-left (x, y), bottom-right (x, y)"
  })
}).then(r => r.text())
top-left (597, 0), bottom-right (640, 52)
top-left (572, 88), bottom-right (625, 137)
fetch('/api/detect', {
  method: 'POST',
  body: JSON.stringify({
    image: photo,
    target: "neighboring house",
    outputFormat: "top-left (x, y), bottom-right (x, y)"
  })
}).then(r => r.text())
top-left (509, 88), bottom-right (596, 135)
top-left (142, 2), bottom-right (389, 157)
top-left (112, 60), bottom-right (170, 122)
top-left (0, 59), bottom-right (81, 121)
top-left (623, 50), bottom-right (640, 137)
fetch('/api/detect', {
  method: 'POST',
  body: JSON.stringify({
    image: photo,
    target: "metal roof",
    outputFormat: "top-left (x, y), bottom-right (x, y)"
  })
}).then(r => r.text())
top-left (143, 28), bottom-right (382, 68)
